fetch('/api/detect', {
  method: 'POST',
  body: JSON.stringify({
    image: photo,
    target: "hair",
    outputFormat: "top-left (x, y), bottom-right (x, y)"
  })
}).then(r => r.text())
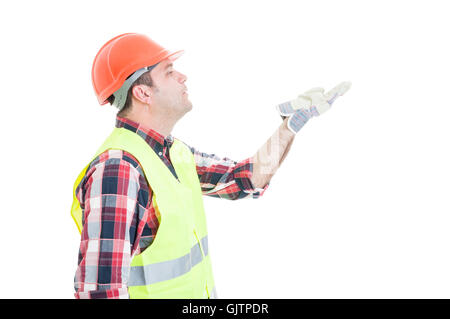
top-left (107, 70), bottom-right (155, 118)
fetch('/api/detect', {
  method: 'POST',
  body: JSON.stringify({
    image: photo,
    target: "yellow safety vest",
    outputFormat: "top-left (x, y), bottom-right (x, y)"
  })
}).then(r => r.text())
top-left (71, 127), bottom-right (216, 298)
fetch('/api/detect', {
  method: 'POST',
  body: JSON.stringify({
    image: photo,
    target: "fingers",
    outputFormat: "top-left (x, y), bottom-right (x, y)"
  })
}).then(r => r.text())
top-left (325, 81), bottom-right (352, 102)
top-left (276, 81), bottom-right (351, 118)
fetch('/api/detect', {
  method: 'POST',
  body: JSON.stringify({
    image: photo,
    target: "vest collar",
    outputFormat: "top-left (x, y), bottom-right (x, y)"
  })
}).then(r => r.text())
top-left (116, 116), bottom-right (174, 150)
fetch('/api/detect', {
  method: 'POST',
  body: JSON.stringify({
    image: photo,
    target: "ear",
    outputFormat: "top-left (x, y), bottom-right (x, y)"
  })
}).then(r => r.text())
top-left (131, 85), bottom-right (152, 104)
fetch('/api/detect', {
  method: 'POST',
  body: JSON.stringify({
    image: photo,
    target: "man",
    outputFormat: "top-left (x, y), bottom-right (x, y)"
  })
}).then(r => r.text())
top-left (71, 33), bottom-right (350, 299)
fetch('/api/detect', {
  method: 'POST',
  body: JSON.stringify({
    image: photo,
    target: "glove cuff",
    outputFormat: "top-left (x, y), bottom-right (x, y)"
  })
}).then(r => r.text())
top-left (287, 108), bottom-right (313, 134)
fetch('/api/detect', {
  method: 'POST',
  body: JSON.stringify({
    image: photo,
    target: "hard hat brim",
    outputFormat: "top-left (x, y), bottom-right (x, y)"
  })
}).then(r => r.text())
top-left (167, 50), bottom-right (184, 62)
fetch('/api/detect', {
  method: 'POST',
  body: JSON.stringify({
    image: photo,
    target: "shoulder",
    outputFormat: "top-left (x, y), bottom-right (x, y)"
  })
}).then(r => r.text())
top-left (85, 149), bottom-right (145, 177)
top-left (79, 149), bottom-right (149, 196)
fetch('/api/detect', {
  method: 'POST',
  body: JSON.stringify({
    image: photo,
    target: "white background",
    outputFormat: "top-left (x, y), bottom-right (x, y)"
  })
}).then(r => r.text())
top-left (0, 0), bottom-right (449, 298)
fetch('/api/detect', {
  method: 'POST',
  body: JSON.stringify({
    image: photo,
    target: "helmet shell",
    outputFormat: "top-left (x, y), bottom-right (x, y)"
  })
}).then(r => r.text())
top-left (92, 33), bottom-right (184, 105)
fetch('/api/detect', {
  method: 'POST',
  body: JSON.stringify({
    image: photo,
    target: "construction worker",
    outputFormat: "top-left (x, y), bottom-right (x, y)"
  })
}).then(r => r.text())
top-left (71, 33), bottom-right (351, 299)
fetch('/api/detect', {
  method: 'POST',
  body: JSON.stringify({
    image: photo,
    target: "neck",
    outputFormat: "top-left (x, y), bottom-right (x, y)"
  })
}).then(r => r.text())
top-left (124, 104), bottom-right (178, 137)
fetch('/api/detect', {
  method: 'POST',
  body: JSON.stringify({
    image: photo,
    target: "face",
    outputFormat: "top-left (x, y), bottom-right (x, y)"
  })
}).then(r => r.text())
top-left (148, 59), bottom-right (192, 117)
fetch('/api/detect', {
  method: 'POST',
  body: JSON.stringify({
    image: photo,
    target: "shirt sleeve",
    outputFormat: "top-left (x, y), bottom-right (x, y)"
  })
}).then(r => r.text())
top-left (182, 142), bottom-right (269, 200)
top-left (73, 153), bottom-right (151, 299)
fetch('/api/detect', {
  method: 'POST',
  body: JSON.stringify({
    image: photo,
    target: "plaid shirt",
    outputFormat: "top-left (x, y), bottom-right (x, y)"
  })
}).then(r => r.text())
top-left (74, 116), bottom-right (269, 299)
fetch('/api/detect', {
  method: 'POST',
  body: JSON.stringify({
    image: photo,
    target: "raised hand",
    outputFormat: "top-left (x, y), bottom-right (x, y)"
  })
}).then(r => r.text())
top-left (276, 81), bottom-right (352, 134)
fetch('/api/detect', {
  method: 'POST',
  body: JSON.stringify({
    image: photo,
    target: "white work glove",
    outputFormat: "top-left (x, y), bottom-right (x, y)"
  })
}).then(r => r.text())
top-left (276, 81), bottom-right (352, 134)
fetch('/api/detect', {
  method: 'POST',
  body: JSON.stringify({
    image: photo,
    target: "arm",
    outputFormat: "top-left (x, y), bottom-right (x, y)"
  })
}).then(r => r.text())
top-left (250, 117), bottom-right (295, 189)
top-left (181, 143), bottom-right (267, 200)
top-left (74, 153), bottom-right (151, 299)
top-left (252, 81), bottom-right (352, 188)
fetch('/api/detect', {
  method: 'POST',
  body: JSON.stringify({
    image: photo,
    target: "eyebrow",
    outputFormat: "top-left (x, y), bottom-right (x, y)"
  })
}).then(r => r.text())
top-left (164, 63), bottom-right (173, 70)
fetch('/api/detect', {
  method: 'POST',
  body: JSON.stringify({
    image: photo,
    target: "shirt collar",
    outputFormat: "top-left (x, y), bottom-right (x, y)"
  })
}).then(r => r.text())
top-left (115, 116), bottom-right (174, 149)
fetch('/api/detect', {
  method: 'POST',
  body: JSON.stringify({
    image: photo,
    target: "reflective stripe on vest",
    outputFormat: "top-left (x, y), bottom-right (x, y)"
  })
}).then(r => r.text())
top-left (71, 127), bottom-right (215, 298)
top-left (129, 235), bottom-right (209, 286)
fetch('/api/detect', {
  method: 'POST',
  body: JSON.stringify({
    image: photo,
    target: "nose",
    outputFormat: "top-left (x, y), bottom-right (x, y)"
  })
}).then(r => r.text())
top-left (177, 71), bottom-right (187, 84)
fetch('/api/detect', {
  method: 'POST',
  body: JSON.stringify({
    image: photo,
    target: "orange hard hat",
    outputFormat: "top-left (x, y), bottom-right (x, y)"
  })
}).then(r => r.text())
top-left (92, 33), bottom-right (184, 106)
